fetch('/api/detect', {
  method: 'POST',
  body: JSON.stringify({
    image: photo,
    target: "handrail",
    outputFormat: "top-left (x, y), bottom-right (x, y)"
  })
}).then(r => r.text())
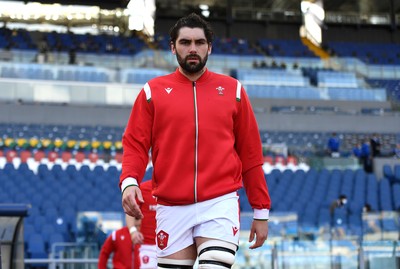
top-left (24, 258), bottom-right (98, 264)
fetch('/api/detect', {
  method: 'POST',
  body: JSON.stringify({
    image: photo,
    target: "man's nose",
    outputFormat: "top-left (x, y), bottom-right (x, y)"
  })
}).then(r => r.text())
top-left (189, 42), bottom-right (197, 52)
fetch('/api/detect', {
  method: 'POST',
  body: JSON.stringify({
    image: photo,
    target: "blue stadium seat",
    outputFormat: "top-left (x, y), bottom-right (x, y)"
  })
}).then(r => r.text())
top-left (318, 208), bottom-right (332, 227)
top-left (381, 218), bottom-right (398, 232)
top-left (26, 233), bottom-right (48, 259)
top-left (23, 223), bottom-right (36, 247)
top-left (32, 215), bottom-right (47, 232)
top-left (40, 200), bottom-right (58, 214)
top-left (0, 191), bottom-right (12, 203)
top-left (366, 174), bottom-right (379, 210)
top-left (40, 223), bottom-right (56, 248)
top-left (392, 183), bottom-right (400, 211)
top-left (347, 202), bottom-right (363, 236)
top-left (301, 203), bottom-right (319, 227)
top-left (394, 164), bottom-right (400, 183)
top-left (382, 164), bottom-right (394, 181)
top-left (379, 178), bottom-right (393, 211)
top-left (66, 164), bottom-right (79, 178)
top-left (43, 206), bottom-right (59, 223)
top-left (48, 232), bottom-right (66, 254)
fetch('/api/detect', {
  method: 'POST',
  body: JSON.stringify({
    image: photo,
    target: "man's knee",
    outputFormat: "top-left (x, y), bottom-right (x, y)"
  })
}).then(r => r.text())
top-left (157, 258), bottom-right (195, 269)
top-left (197, 240), bottom-right (237, 268)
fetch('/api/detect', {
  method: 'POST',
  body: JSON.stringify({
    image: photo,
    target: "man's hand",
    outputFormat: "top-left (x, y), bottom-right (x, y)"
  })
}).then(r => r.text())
top-left (122, 185), bottom-right (144, 219)
top-left (248, 219), bottom-right (268, 249)
top-left (131, 230), bottom-right (144, 245)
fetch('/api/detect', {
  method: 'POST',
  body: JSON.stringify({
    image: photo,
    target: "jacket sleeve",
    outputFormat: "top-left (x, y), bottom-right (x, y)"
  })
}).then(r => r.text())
top-left (234, 86), bottom-right (271, 211)
top-left (120, 87), bottom-right (154, 188)
top-left (98, 235), bottom-right (114, 269)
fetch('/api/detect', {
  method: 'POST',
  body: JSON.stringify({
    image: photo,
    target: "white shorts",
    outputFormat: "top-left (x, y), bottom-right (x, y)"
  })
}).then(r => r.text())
top-left (155, 192), bottom-right (240, 257)
top-left (139, 244), bottom-right (157, 269)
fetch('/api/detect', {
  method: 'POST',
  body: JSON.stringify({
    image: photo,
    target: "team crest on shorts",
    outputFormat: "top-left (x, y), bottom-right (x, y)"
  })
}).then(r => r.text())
top-left (157, 230), bottom-right (169, 250)
top-left (142, 255), bottom-right (149, 264)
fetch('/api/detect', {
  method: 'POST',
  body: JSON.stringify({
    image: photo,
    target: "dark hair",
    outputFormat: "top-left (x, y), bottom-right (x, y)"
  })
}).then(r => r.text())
top-left (169, 13), bottom-right (214, 45)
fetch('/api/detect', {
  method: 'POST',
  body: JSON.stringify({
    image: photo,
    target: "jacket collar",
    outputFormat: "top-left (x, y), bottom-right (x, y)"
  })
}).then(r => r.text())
top-left (173, 68), bottom-right (210, 83)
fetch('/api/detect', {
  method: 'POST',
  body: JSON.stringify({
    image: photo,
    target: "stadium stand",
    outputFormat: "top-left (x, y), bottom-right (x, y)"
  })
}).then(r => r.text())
top-left (2, 152), bottom-right (400, 259)
top-left (326, 41), bottom-right (400, 65)
top-left (367, 79), bottom-right (400, 102)
top-left (0, 2), bottom-right (399, 268)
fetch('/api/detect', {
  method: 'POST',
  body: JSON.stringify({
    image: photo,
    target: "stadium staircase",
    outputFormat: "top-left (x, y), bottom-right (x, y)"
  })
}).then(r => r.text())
top-left (301, 36), bottom-right (330, 59)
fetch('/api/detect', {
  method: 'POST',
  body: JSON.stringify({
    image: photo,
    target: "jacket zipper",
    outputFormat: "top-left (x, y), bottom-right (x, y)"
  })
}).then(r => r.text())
top-left (193, 81), bottom-right (198, 203)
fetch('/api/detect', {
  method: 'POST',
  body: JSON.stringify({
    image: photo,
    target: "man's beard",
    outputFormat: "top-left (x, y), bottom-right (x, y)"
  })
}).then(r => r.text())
top-left (176, 53), bottom-right (208, 74)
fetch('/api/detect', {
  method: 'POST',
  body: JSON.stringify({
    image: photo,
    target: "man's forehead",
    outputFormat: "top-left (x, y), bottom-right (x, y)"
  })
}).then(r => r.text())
top-left (177, 27), bottom-right (206, 40)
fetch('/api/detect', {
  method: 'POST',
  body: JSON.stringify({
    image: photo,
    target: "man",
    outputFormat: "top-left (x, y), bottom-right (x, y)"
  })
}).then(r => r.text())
top-left (360, 139), bottom-right (373, 173)
top-left (370, 133), bottom-right (381, 157)
top-left (329, 194), bottom-right (348, 239)
top-left (99, 181), bottom-right (157, 269)
top-left (98, 218), bottom-right (134, 269)
top-left (127, 180), bottom-right (157, 269)
top-left (327, 132), bottom-right (340, 157)
top-left (329, 194), bottom-right (347, 217)
top-left (120, 13), bottom-right (271, 268)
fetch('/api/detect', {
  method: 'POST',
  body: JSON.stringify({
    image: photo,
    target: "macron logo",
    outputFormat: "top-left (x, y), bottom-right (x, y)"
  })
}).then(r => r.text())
top-left (165, 87), bottom-right (173, 94)
top-left (232, 226), bottom-right (239, 236)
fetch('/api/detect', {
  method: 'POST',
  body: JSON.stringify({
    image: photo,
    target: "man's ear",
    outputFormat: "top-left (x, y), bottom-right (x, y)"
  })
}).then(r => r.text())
top-left (170, 42), bottom-right (176, 54)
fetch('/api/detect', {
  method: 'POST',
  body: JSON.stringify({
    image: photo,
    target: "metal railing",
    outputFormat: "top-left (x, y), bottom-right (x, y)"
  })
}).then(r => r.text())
top-left (24, 243), bottom-right (99, 269)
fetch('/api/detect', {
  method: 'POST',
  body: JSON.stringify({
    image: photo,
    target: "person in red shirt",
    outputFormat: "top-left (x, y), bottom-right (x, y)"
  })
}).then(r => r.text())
top-left (98, 223), bottom-right (134, 269)
top-left (126, 180), bottom-right (157, 269)
top-left (120, 13), bottom-right (270, 269)
top-left (99, 180), bottom-right (156, 269)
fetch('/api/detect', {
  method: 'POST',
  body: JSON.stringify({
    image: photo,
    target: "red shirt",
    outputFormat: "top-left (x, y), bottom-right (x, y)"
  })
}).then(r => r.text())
top-left (139, 180), bottom-right (157, 245)
top-left (121, 68), bottom-right (270, 210)
top-left (98, 227), bottom-right (136, 269)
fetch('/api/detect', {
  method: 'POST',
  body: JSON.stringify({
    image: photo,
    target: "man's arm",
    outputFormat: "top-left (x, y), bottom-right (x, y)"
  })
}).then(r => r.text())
top-left (98, 235), bottom-right (113, 269)
top-left (234, 86), bottom-right (271, 249)
top-left (126, 214), bottom-right (144, 245)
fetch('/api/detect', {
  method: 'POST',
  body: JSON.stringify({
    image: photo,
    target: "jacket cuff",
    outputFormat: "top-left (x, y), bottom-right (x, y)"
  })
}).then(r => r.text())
top-left (253, 208), bottom-right (269, 220)
top-left (121, 177), bottom-right (139, 193)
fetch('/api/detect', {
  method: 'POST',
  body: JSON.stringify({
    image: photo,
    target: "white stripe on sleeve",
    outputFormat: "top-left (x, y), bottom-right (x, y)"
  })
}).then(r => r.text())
top-left (236, 81), bottom-right (241, 101)
top-left (144, 83), bottom-right (151, 101)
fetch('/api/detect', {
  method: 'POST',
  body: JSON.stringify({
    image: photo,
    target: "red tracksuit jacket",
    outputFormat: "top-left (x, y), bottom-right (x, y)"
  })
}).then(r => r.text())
top-left (98, 227), bottom-right (136, 269)
top-left (139, 180), bottom-right (157, 245)
top-left (120, 68), bottom-right (270, 211)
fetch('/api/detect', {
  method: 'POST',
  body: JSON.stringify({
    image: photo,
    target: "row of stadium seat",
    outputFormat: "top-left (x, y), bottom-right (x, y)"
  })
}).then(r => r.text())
top-left (1, 158), bottom-right (398, 257)
top-left (327, 41), bottom-right (400, 65)
top-left (241, 167), bottom-right (400, 238)
top-left (0, 149), bottom-right (122, 164)
top-left (0, 63), bottom-right (169, 84)
top-left (2, 27), bottom-right (400, 65)
top-left (2, 64), bottom-right (391, 104)
top-left (1, 123), bottom-right (398, 156)
top-left (367, 79), bottom-right (400, 102)
top-left (244, 85), bottom-right (386, 101)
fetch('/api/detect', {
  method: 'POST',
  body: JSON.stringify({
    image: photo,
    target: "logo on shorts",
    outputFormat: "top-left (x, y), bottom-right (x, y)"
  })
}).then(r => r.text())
top-left (232, 226), bottom-right (239, 236)
top-left (142, 255), bottom-right (149, 264)
top-left (157, 230), bottom-right (169, 250)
